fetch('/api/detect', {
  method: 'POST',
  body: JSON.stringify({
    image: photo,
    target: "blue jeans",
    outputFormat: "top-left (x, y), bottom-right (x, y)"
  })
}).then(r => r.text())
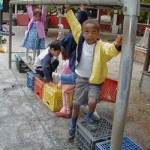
top-left (61, 72), bottom-right (77, 85)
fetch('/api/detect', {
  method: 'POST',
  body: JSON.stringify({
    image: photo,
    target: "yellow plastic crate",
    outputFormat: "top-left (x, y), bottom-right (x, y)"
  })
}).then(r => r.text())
top-left (43, 83), bottom-right (74, 112)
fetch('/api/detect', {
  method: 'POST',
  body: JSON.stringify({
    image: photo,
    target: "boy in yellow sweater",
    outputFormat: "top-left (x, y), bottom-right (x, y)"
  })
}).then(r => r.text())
top-left (54, 4), bottom-right (122, 141)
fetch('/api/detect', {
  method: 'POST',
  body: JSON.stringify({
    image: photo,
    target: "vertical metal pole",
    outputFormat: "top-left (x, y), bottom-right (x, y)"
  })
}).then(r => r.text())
top-left (9, 3), bottom-right (13, 69)
top-left (57, 5), bottom-right (64, 40)
top-left (0, 0), bottom-right (3, 31)
top-left (110, 15), bottom-right (138, 150)
top-left (15, 4), bottom-right (17, 14)
top-left (0, 9), bottom-right (2, 31)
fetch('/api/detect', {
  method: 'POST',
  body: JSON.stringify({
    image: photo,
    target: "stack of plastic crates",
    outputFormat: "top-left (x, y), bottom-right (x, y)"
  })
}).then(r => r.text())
top-left (95, 136), bottom-right (143, 150)
top-left (100, 78), bottom-right (118, 103)
top-left (34, 77), bottom-right (46, 100)
top-left (43, 83), bottom-right (74, 112)
top-left (27, 71), bottom-right (36, 92)
top-left (75, 118), bottom-right (112, 150)
top-left (15, 53), bottom-right (30, 73)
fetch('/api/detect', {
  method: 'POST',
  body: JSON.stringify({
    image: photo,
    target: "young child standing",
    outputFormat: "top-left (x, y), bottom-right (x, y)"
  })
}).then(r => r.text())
top-left (22, 4), bottom-right (47, 64)
top-left (55, 49), bottom-right (75, 118)
top-left (53, 4), bottom-right (122, 141)
top-left (33, 40), bottom-right (61, 83)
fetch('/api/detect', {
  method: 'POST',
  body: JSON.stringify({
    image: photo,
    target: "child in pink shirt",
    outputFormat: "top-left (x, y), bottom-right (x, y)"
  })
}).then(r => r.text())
top-left (22, 4), bottom-right (46, 64)
top-left (55, 49), bottom-right (75, 118)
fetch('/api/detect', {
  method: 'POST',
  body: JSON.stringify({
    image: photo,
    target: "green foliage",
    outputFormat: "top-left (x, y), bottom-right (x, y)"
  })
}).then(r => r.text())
top-left (139, 0), bottom-right (150, 23)
top-left (138, 108), bottom-right (150, 117)
top-left (139, 11), bottom-right (149, 23)
top-left (46, 5), bottom-right (78, 16)
top-left (140, 0), bottom-right (150, 3)
top-left (46, 5), bottom-right (57, 15)
top-left (71, 6), bottom-right (78, 14)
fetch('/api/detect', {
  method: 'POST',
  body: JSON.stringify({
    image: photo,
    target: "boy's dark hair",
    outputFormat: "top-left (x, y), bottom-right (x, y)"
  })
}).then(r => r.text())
top-left (47, 40), bottom-right (61, 51)
top-left (82, 19), bottom-right (100, 30)
top-left (33, 8), bottom-right (41, 16)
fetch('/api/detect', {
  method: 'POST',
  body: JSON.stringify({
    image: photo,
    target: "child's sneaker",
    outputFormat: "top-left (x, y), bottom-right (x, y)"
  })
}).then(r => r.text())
top-left (26, 58), bottom-right (31, 64)
top-left (67, 129), bottom-right (75, 141)
top-left (26, 56), bottom-right (32, 64)
top-left (55, 111), bottom-right (71, 118)
top-left (85, 116), bottom-right (98, 132)
top-left (52, 72), bottom-right (61, 84)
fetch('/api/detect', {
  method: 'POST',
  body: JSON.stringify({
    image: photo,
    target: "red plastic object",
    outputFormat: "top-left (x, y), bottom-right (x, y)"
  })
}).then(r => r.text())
top-left (34, 77), bottom-right (45, 100)
top-left (100, 78), bottom-right (118, 103)
top-left (16, 14), bottom-right (29, 26)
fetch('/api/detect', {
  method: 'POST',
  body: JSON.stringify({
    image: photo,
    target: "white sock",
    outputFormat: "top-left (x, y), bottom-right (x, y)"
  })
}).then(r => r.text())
top-left (33, 51), bottom-right (36, 63)
top-left (37, 49), bottom-right (40, 56)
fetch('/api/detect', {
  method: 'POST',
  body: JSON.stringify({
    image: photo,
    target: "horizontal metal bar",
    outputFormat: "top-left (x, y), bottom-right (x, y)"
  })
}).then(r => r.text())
top-left (11, 51), bottom-right (33, 53)
top-left (9, 0), bottom-right (122, 6)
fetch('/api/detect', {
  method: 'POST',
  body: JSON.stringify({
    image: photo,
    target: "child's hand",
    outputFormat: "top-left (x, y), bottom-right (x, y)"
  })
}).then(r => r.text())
top-left (65, 4), bottom-right (71, 12)
top-left (57, 84), bottom-right (62, 89)
top-left (114, 36), bottom-right (122, 49)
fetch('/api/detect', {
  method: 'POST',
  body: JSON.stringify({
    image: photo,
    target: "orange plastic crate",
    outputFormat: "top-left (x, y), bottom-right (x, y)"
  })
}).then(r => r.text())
top-left (34, 77), bottom-right (45, 100)
top-left (43, 83), bottom-right (74, 112)
top-left (100, 78), bottom-right (118, 103)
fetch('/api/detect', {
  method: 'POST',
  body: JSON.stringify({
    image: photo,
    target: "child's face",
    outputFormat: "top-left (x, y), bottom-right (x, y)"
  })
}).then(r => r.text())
top-left (50, 48), bottom-right (61, 57)
top-left (34, 14), bottom-right (41, 21)
top-left (82, 23), bottom-right (99, 44)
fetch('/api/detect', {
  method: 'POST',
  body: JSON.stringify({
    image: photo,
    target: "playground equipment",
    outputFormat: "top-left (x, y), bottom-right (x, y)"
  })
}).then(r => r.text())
top-left (9, 1), bottom-right (140, 150)
top-left (0, 0), bottom-right (14, 47)
top-left (0, 0), bottom-right (3, 42)
top-left (140, 28), bottom-right (150, 96)
top-left (0, 0), bottom-right (7, 53)
top-left (136, 27), bottom-right (150, 50)
top-left (57, 5), bottom-right (64, 40)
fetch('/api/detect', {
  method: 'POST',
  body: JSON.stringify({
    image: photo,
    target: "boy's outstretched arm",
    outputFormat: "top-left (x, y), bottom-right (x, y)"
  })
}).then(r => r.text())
top-left (65, 4), bottom-right (81, 44)
top-left (99, 35), bottom-right (122, 62)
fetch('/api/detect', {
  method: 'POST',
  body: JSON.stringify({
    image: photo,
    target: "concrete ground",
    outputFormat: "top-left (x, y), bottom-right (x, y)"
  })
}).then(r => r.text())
top-left (0, 25), bottom-right (149, 150)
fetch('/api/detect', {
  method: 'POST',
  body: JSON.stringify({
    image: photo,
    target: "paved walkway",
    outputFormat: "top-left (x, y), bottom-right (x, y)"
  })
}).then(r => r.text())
top-left (0, 26), bottom-right (77, 150)
top-left (0, 25), bottom-right (149, 150)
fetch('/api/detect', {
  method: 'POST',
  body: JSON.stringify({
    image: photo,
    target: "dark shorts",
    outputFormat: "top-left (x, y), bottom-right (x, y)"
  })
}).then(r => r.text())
top-left (73, 76), bottom-right (102, 105)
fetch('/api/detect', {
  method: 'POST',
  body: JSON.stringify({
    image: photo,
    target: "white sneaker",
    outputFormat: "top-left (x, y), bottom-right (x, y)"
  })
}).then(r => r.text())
top-left (26, 58), bottom-right (31, 64)
top-left (52, 72), bottom-right (61, 84)
top-left (26, 56), bottom-right (32, 64)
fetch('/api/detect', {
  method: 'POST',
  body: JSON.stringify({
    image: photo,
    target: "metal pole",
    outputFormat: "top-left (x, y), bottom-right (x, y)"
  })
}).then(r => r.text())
top-left (110, 11), bottom-right (138, 150)
top-left (0, 0), bottom-right (3, 31)
top-left (110, 15), bottom-right (138, 150)
top-left (10, 0), bottom-right (122, 5)
top-left (9, 3), bottom-right (13, 69)
top-left (15, 4), bottom-right (17, 14)
top-left (57, 5), bottom-right (64, 40)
